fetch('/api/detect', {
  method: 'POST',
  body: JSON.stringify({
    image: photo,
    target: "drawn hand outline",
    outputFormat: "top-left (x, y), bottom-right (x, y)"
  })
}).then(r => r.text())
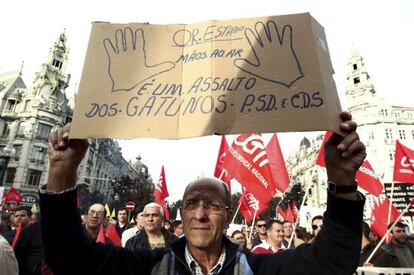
top-left (233, 21), bottom-right (304, 87)
top-left (103, 27), bottom-right (176, 92)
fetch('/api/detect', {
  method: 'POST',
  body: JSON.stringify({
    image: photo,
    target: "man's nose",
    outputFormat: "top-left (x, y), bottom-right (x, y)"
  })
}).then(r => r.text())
top-left (193, 204), bottom-right (209, 220)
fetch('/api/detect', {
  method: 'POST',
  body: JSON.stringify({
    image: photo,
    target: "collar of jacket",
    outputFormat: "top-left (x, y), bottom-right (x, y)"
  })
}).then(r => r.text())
top-left (170, 234), bottom-right (240, 271)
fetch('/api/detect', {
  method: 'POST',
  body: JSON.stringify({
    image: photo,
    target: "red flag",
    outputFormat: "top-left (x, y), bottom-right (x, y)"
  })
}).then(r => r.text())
top-left (291, 201), bottom-right (299, 220)
top-left (276, 207), bottom-right (286, 221)
top-left (393, 141), bottom-right (414, 183)
top-left (106, 224), bottom-right (122, 246)
top-left (266, 134), bottom-right (290, 193)
top-left (285, 204), bottom-right (295, 223)
top-left (371, 197), bottom-right (400, 238)
top-left (356, 160), bottom-right (384, 197)
top-left (223, 133), bottom-right (276, 205)
top-left (96, 224), bottom-right (106, 244)
top-left (11, 222), bottom-right (22, 248)
top-left (154, 166), bottom-right (170, 220)
top-left (214, 136), bottom-right (231, 192)
top-left (315, 131), bottom-right (333, 167)
top-left (239, 191), bottom-right (267, 222)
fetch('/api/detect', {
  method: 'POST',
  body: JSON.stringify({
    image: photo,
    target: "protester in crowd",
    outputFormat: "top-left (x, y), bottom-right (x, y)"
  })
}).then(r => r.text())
top-left (358, 221), bottom-right (398, 267)
top-left (251, 218), bottom-right (267, 246)
top-left (172, 220), bottom-right (184, 237)
top-left (121, 212), bottom-right (144, 247)
top-left (0, 232), bottom-right (18, 275)
top-left (115, 207), bottom-right (130, 237)
top-left (310, 215), bottom-right (323, 241)
top-left (382, 222), bottom-right (414, 267)
top-left (0, 212), bottom-right (12, 237)
top-left (231, 230), bottom-right (247, 250)
top-left (296, 227), bottom-right (313, 243)
top-left (125, 202), bottom-right (176, 250)
top-left (84, 203), bottom-right (108, 241)
top-left (40, 111), bottom-right (366, 274)
top-left (163, 220), bottom-right (172, 232)
top-left (282, 220), bottom-right (304, 248)
top-left (252, 220), bottom-right (286, 254)
top-left (4, 206), bottom-right (32, 244)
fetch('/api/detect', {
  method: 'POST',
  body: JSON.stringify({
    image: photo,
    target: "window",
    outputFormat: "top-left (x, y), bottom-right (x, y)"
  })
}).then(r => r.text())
top-left (27, 170), bottom-right (42, 186)
top-left (17, 122), bottom-right (25, 137)
top-left (6, 99), bottom-right (16, 111)
top-left (399, 130), bottom-right (406, 140)
top-left (353, 64), bottom-right (358, 70)
top-left (369, 131), bottom-right (375, 140)
top-left (380, 109), bottom-right (389, 117)
top-left (385, 129), bottom-right (393, 140)
top-left (4, 168), bottom-right (16, 186)
top-left (23, 100), bottom-right (31, 112)
top-left (394, 112), bottom-right (401, 118)
top-left (2, 124), bottom-right (10, 137)
top-left (13, 145), bottom-right (22, 161)
top-left (36, 123), bottom-right (52, 141)
top-left (52, 59), bottom-right (62, 69)
top-left (30, 146), bottom-right (46, 165)
top-left (353, 77), bottom-right (360, 84)
top-left (412, 130), bottom-right (414, 140)
top-left (389, 150), bottom-right (395, 161)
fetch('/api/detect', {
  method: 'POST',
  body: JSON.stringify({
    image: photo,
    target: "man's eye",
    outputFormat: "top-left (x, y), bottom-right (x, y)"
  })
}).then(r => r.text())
top-left (184, 201), bottom-right (196, 209)
top-left (207, 201), bottom-right (221, 210)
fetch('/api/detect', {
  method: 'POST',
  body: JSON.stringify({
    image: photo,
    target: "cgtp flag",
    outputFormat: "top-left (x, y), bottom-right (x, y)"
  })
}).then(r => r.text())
top-left (266, 133), bottom-right (290, 193)
top-left (96, 224), bottom-right (106, 244)
top-left (371, 197), bottom-right (400, 238)
top-left (276, 206), bottom-right (286, 221)
top-left (223, 133), bottom-right (276, 205)
top-left (106, 224), bottom-right (122, 246)
top-left (285, 204), bottom-right (295, 223)
top-left (291, 201), bottom-right (299, 220)
top-left (315, 131), bottom-right (333, 167)
top-left (154, 166), bottom-right (170, 220)
top-left (239, 191), bottom-right (267, 222)
top-left (393, 141), bottom-right (414, 183)
top-left (214, 136), bottom-right (231, 192)
top-left (356, 160), bottom-right (384, 197)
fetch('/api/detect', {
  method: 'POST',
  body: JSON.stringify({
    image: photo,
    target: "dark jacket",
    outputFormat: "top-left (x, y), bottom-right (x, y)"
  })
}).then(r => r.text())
top-left (125, 228), bottom-right (177, 251)
top-left (382, 240), bottom-right (414, 267)
top-left (359, 242), bottom-right (398, 267)
top-left (40, 188), bottom-right (364, 275)
top-left (14, 221), bottom-right (44, 275)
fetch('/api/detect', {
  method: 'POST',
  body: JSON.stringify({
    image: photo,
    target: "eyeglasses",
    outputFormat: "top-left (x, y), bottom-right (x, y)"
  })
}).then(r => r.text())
top-left (182, 200), bottom-right (227, 214)
top-left (88, 210), bottom-right (104, 217)
top-left (256, 224), bottom-right (266, 228)
top-left (312, 224), bottom-right (322, 230)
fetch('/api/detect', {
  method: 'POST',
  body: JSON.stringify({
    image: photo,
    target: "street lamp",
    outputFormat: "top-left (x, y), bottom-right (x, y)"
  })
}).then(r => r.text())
top-left (0, 144), bottom-right (16, 186)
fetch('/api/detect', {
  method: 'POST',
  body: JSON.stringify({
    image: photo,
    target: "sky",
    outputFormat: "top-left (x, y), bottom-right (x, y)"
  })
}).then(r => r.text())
top-left (1, 0), bottom-right (413, 202)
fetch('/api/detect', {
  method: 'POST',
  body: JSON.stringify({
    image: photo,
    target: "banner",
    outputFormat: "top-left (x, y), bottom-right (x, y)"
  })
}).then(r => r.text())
top-left (239, 191), bottom-right (267, 222)
top-left (70, 13), bottom-right (342, 139)
top-left (266, 133), bottom-right (290, 193)
top-left (393, 141), bottom-right (414, 183)
top-left (214, 135), bottom-right (231, 191)
top-left (355, 267), bottom-right (414, 275)
top-left (356, 160), bottom-right (384, 197)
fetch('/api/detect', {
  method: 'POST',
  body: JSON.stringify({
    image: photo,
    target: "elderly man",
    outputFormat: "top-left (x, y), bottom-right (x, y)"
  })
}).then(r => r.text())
top-left (40, 112), bottom-right (366, 274)
top-left (84, 203), bottom-right (106, 241)
top-left (125, 203), bottom-right (176, 250)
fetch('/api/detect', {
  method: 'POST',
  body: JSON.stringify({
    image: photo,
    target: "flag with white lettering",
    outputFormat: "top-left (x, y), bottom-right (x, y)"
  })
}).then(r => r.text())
top-left (214, 136), bottom-right (231, 192)
top-left (223, 133), bottom-right (276, 205)
top-left (239, 191), bottom-right (267, 222)
top-left (393, 141), bottom-right (414, 183)
top-left (154, 166), bottom-right (170, 220)
top-left (371, 197), bottom-right (400, 238)
top-left (356, 160), bottom-right (384, 197)
top-left (266, 133), bottom-right (290, 193)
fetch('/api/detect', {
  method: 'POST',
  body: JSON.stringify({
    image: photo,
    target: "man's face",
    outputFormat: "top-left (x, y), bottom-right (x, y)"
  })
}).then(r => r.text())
top-left (136, 213), bottom-right (144, 230)
top-left (312, 218), bottom-right (323, 237)
top-left (174, 223), bottom-right (183, 237)
top-left (267, 222), bottom-right (284, 246)
top-left (392, 226), bottom-right (408, 244)
top-left (13, 210), bottom-right (30, 228)
top-left (181, 179), bottom-right (231, 251)
top-left (283, 222), bottom-right (293, 238)
top-left (118, 209), bottom-right (128, 223)
top-left (255, 220), bottom-right (267, 237)
top-left (86, 204), bottom-right (105, 230)
top-left (143, 207), bottom-right (162, 234)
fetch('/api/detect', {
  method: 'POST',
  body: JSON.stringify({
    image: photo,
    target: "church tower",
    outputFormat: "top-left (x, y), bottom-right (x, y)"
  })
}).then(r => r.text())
top-left (345, 48), bottom-right (377, 112)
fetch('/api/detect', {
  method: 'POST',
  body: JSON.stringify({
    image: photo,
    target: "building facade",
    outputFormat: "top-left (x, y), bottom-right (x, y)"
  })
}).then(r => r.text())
top-left (285, 48), bottom-right (414, 226)
top-left (0, 33), bottom-right (147, 207)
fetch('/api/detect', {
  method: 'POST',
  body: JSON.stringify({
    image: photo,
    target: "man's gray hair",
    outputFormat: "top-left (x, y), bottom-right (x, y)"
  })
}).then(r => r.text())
top-left (143, 202), bottom-right (164, 219)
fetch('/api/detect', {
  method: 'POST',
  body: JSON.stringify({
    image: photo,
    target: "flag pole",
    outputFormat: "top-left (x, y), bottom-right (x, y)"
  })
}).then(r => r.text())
top-left (231, 200), bottom-right (242, 224)
top-left (365, 201), bottom-right (413, 264)
top-left (287, 183), bottom-right (311, 249)
top-left (248, 209), bottom-right (258, 243)
top-left (386, 181), bottom-right (396, 240)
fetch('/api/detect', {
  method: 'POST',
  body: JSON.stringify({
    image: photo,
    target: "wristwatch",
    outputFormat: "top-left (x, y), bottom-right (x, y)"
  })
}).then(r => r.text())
top-left (327, 181), bottom-right (358, 194)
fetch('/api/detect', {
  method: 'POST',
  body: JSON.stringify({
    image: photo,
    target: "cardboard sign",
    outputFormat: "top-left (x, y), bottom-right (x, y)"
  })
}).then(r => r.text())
top-left (71, 13), bottom-right (342, 139)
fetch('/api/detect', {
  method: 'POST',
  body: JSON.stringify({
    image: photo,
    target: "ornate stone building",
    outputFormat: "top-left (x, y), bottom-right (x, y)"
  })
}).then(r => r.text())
top-left (0, 33), bottom-right (146, 207)
top-left (286, 48), bottom-right (414, 225)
